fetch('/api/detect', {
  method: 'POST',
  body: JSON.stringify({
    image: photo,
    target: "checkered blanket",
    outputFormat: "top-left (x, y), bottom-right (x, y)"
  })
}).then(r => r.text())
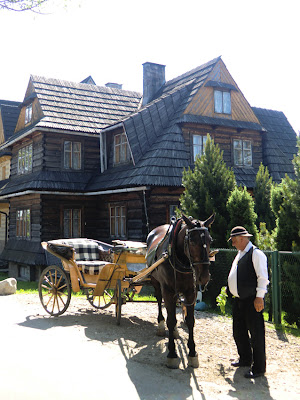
top-left (46, 238), bottom-right (113, 275)
top-left (48, 238), bottom-right (99, 261)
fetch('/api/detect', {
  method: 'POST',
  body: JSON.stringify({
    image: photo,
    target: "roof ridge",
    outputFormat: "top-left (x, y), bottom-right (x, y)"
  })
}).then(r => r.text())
top-left (30, 75), bottom-right (142, 97)
top-left (165, 56), bottom-right (221, 87)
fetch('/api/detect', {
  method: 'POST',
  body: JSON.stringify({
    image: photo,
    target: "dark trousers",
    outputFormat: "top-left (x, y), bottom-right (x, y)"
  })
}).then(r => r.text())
top-left (232, 296), bottom-right (266, 373)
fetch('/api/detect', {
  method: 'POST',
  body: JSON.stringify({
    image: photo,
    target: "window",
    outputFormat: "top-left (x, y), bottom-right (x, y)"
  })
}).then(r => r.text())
top-left (110, 205), bottom-right (126, 237)
top-left (233, 139), bottom-right (252, 166)
top-left (2, 166), bottom-right (6, 180)
top-left (114, 133), bottom-right (130, 165)
top-left (214, 90), bottom-right (231, 114)
top-left (63, 209), bottom-right (81, 238)
top-left (18, 144), bottom-right (32, 174)
top-left (25, 104), bottom-right (32, 125)
top-left (193, 134), bottom-right (207, 161)
top-left (64, 141), bottom-right (81, 170)
top-left (16, 209), bottom-right (31, 239)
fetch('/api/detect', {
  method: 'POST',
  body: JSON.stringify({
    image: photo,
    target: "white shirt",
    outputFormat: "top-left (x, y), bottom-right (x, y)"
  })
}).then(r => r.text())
top-left (228, 241), bottom-right (269, 298)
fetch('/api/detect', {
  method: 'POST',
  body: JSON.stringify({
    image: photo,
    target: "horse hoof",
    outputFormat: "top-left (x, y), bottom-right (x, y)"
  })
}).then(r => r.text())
top-left (166, 357), bottom-right (180, 369)
top-left (188, 356), bottom-right (199, 368)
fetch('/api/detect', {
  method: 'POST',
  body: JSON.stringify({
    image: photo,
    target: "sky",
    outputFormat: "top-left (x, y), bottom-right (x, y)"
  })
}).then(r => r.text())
top-left (0, 0), bottom-right (299, 134)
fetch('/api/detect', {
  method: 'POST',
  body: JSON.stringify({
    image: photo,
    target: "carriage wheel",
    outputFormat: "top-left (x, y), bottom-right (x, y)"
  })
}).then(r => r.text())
top-left (115, 279), bottom-right (122, 325)
top-left (86, 288), bottom-right (114, 310)
top-left (38, 265), bottom-right (71, 316)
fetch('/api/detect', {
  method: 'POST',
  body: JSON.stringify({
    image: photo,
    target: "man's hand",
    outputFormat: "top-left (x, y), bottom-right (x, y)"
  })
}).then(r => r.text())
top-left (254, 297), bottom-right (264, 312)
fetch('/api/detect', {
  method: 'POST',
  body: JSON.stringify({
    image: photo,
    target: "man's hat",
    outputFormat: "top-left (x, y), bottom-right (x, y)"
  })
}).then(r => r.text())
top-left (228, 226), bottom-right (253, 241)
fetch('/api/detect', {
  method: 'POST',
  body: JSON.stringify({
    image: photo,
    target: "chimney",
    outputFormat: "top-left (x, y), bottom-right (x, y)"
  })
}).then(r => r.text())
top-left (142, 62), bottom-right (165, 106)
top-left (105, 82), bottom-right (123, 90)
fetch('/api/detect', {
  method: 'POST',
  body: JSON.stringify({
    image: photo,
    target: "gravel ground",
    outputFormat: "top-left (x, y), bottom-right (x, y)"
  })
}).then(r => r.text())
top-left (1, 293), bottom-right (299, 400)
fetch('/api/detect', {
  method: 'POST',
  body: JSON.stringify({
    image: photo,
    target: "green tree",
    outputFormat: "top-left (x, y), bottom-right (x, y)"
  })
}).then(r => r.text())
top-left (257, 222), bottom-right (276, 250)
top-left (254, 163), bottom-right (275, 230)
top-left (272, 139), bottom-right (300, 251)
top-left (180, 135), bottom-right (236, 248)
top-left (226, 186), bottom-right (258, 244)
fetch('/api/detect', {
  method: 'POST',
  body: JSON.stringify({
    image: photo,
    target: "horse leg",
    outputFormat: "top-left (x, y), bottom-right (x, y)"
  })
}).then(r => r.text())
top-left (151, 277), bottom-right (165, 336)
top-left (185, 304), bottom-right (199, 368)
top-left (164, 291), bottom-right (180, 369)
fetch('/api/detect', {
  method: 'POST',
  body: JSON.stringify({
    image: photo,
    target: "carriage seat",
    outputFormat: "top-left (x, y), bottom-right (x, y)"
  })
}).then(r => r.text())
top-left (46, 238), bottom-right (113, 275)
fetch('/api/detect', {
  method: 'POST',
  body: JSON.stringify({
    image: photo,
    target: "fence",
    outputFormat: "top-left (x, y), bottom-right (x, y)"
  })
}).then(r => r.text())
top-left (203, 249), bottom-right (300, 326)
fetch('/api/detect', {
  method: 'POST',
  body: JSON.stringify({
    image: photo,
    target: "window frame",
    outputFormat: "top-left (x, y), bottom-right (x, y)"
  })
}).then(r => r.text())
top-left (109, 204), bottom-right (127, 238)
top-left (214, 90), bottom-right (231, 114)
top-left (16, 209), bottom-right (31, 239)
top-left (62, 208), bottom-right (82, 238)
top-left (113, 132), bottom-right (130, 165)
top-left (25, 104), bottom-right (33, 125)
top-left (17, 143), bottom-right (33, 175)
top-left (233, 139), bottom-right (252, 167)
top-left (63, 140), bottom-right (82, 170)
top-left (192, 134), bottom-right (207, 162)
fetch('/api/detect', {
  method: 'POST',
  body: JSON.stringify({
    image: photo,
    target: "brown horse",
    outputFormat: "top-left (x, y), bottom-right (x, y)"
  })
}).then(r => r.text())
top-left (146, 214), bottom-right (215, 368)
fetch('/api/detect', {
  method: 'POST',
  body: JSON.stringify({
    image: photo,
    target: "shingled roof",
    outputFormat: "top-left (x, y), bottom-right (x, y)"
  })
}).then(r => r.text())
top-left (87, 58), bottom-right (257, 191)
top-left (0, 171), bottom-right (92, 197)
top-left (29, 76), bottom-right (142, 134)
top-left (86, 58), bottom-right (297, 192)
top-left (252, 107), bottom-right (297, 182)
top-left (0, 100), bottom-right (21, 140)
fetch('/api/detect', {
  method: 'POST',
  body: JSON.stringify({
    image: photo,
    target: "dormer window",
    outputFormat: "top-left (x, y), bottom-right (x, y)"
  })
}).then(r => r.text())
top-left (114, 133), bottom-right (130, 165)
top-left (25, 104), bottom-right (32, 125)
top-left (214, 90), bottom-right (231, 114)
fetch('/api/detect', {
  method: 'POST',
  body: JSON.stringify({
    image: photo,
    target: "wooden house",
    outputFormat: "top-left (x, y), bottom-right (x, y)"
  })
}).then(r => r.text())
top-left (0, 100), bottom-right (21, 253)
top-left (0, 57), bottom-right (297, 280)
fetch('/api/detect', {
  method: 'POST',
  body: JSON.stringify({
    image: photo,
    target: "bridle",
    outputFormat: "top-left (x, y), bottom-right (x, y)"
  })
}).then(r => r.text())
top-left (184, 225), bottom-right (210, 268)
top-left (170, 219), bottom-right (211, 306)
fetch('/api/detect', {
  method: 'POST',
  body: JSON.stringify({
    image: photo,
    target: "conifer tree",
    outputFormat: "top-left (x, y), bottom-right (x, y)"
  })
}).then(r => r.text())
top-left (272, 139), bottom-right (300, 251)
top-left (254, 163), bottom-right (275, 230)
top-left (180, 135), bottom-right (236, 248)
top-left (226, 186), bottom-right (258, 244)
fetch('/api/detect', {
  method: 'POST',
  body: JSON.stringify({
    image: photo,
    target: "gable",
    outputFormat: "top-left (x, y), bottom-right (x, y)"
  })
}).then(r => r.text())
top-left (15, 97), bottom-right (42, 134)
top-left (184, 59), bottom-right (260, 125)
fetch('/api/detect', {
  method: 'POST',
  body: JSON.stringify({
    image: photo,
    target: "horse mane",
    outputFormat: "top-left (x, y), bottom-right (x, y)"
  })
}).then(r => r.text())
top-left (169, 218), bottom-right (194, 273)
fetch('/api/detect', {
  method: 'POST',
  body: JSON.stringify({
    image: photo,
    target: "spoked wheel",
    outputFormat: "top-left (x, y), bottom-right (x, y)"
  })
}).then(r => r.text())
top-left (86, 288), bottom-right (114, 309)
top-left (115, 279), bottom-right (122, 325)
top-left (38, 265), bottom-right (71, 316)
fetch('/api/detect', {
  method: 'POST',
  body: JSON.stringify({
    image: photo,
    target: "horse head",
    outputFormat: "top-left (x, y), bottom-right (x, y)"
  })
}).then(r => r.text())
top-left (180, 213), bottom-right (215, 287)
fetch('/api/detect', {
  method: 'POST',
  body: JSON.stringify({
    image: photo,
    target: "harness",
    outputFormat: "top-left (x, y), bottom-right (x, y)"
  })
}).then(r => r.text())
top-left (167, 218), bottom-right (210, 306)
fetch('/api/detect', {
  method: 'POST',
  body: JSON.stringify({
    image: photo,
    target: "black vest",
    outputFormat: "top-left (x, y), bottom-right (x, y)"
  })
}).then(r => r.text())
top-left (237, 247), bottom-right (258, 299)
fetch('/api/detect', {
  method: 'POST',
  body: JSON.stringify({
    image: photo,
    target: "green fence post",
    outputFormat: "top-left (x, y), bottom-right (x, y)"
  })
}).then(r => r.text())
top-left (277, 252), bottom-right (282, 324)
top-left (271, 251), bottom-right (281, 325)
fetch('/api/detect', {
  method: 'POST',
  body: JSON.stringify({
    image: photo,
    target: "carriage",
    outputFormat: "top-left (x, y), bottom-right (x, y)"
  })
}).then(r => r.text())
top-left (39, 214), bottom-right (217, 368)
top-left (39, 237), bottom-right (167, 324)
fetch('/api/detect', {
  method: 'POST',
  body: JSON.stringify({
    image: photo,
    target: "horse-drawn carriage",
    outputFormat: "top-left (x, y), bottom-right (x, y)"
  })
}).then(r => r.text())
top-left (39, 237), bottom-right (167, 324)
top-left (39, 214), bottom-right (217, 368)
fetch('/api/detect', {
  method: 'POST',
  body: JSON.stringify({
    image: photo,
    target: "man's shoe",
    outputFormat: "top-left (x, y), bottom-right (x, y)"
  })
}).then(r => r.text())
top-left (231, 360), bottom-right (251, 367)
top-left (244, 370), bottom-right (265, 379)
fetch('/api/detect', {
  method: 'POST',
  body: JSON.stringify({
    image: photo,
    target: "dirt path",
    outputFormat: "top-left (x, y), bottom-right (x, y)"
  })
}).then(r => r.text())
top-left (1, 293), bottom-right (299, 400)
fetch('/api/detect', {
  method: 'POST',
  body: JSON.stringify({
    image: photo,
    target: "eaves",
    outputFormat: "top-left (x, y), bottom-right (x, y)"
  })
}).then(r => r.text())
top-left (0, 186), bottom-right (150, 200)
top-left (0, 126), bottom-right (99, 150)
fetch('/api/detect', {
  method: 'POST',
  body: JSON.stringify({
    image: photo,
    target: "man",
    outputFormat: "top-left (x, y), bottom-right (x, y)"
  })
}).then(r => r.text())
top-left (227, 226), bottom-right (269, 379)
